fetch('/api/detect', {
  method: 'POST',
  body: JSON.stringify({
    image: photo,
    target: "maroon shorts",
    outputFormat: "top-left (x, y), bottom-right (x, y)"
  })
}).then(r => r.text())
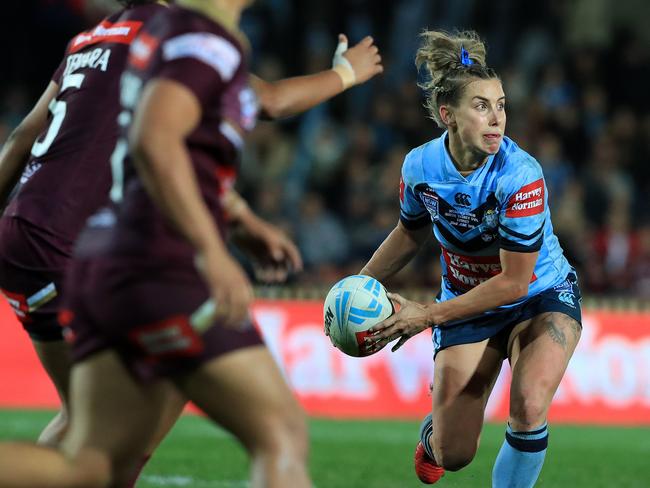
top-left (62, 255), bottom-right (264, 383)
top-left (0, 217), bottom-right (72, 341)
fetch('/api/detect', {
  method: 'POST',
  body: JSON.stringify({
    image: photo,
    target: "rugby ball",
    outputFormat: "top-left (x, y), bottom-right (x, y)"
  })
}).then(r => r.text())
top-left (323, 275), bottom-right (393, 357)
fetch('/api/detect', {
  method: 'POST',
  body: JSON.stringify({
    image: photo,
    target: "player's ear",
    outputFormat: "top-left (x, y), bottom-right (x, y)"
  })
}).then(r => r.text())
top-left (439, 105), bottom-right (455, 127)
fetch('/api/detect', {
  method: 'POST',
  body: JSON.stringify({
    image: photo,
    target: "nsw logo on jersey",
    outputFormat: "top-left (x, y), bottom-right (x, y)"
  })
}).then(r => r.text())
top-left (506, 178), bottom-right (545, 218)
top-left (420, 189), bottom-right (439, 221)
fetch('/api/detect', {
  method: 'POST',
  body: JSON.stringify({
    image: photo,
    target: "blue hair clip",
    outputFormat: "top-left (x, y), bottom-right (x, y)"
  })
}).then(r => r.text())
top-left (460, 46), bottom-right (474, 66)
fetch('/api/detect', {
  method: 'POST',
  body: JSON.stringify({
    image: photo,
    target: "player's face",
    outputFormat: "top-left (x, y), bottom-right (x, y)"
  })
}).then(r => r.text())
top-left (453, 78), bottom-right (506, 156)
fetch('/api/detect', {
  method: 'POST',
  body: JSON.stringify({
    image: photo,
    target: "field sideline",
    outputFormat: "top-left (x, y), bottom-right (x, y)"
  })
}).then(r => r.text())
top-left (1, 409), bottom-right (649, 487)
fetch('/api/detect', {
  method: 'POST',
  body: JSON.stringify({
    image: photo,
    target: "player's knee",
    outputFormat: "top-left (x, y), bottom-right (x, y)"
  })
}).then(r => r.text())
top-left (261, 403), bottom-right (309, 460)
top-left (510, 393), bottom-right (547, 428)
top-left (37, 409), bottom-right (70, 447)
top-left (277, 403), bottom-right (309, 455)
top-left (433, 443), bottom-right (476, 472)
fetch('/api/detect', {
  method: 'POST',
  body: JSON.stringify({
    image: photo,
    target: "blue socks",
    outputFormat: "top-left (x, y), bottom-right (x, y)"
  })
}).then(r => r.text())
top-left (420, 413), bottom-right (548, 487)
top-left (492, 422), bottom-right (548, 488)
top-left (419, 413), bottom-right (435, 460)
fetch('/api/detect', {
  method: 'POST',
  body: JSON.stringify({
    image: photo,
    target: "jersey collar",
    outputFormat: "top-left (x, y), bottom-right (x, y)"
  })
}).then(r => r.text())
top-left (175, 0), bottom-right (249, 49)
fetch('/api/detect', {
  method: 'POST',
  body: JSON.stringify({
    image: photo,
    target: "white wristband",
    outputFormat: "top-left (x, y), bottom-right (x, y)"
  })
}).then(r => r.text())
top-left (332, 38), bottom-right (356, 89)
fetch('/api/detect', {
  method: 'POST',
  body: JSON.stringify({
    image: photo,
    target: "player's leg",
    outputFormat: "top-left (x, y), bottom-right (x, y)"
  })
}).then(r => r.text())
top-left (123, 387), bottom-right (188, 487)
top-left (2, 293), bottom-right (72, 447)
top-left (175, 344), bottom-right (311, 488)
top-left (492, 311), bottom-right (581, 488)
top-left (419, 338), bottom-right (503, 474)
top-left (0, 349), bottom-right (171, 488)
top-left (62, 349), bottom-right (176, 487)
top-left (0, 442), bottom-right (110, 488)
top-left (31, 338), bottom-right (72, 446)
top-left (0, 217), bottom-right (73, 447)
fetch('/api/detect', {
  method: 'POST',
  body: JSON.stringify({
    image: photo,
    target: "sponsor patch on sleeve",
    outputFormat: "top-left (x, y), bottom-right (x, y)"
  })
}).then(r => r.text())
top-left (128, 31), bottom-right (159, 70)
top-left (399, 177), bottom-right (405, 204)
top-left (162, 33), bottom-right (241, 81)
top-left (505, 178), bottom-right (545, 218)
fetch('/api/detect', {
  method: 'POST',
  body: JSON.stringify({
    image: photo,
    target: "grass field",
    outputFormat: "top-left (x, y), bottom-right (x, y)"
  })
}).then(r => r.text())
top-left (1, 409), bottom-right (649, 487)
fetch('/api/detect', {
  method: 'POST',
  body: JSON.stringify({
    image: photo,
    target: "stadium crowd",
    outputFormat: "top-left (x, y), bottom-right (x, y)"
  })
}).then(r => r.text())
top-left (1, 0), bottom-right (649, 298)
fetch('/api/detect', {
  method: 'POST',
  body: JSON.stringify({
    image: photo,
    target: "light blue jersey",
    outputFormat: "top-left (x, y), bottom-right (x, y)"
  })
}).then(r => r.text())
top-left (400, 133), bottom-right (571, 309)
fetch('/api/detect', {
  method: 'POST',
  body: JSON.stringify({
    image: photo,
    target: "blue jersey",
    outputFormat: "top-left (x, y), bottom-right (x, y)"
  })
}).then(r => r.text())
top-left (399, 133), bottom-right (571, 308)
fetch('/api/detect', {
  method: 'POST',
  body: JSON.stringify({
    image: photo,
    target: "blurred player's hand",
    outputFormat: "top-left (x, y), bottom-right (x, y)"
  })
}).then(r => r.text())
top-left (233, 218), bottom-right (303, 283)
top-left (332, 34), bottom-right (383, 88)
top-left (195, 249), bottom-right (253, 329)
top-left (365, 292), bottom-right (432, 353)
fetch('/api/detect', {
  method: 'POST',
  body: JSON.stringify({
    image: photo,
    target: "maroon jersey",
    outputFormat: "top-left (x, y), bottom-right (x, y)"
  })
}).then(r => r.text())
top-left (86, 4), bottom-right (258, 267)
top-left (4, 3), bottom-right (164, 253)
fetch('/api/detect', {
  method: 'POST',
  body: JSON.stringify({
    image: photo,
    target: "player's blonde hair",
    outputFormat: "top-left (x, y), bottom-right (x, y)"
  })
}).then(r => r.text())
top-left (416, 30), bottom-right (499, 128)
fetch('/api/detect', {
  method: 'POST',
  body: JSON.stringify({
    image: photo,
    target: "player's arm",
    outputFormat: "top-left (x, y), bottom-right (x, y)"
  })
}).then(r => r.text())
top-left (430, 249), bottom-right (538, 323)
top-left (251, 34), bottom-right (382, 119)
top-left (128, 79), bottom-right (252, 327)
top-left (367, 249), bottom-right (538, 353)
top-left (0, 82), bottom-right (59, 207)
top-left (224, 189), bottom-right (303, 282)
top-left (359, 220), bottom-right (431, 284)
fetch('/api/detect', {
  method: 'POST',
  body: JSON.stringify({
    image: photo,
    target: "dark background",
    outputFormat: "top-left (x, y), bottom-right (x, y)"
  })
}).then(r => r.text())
top-left (2, 0), bottom-right (649, 298)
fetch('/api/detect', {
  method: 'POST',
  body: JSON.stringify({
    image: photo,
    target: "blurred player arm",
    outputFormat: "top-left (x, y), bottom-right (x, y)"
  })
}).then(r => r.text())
top-left (360, 221), bottom-right (431, 284)
top-left (129, 78), bottom-right (252, 327)
top-left (224, 190), bottom-right (303, 282)
top-left (0, 82), bottom-right (58, 208)
top-left (250, 34), bottom-right (383, 119)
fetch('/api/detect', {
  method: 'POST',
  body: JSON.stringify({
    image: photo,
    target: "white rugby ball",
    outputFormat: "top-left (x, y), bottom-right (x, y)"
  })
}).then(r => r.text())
top-left (323, 275), bottom-right (393, 357)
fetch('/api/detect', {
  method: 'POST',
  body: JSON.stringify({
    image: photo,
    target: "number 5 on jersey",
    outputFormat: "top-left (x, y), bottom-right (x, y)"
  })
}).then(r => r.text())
top-left (31, 74), bottom-right (85, 157)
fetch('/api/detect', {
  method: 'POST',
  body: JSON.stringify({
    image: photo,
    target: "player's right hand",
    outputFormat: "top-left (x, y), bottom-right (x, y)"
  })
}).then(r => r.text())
top-left (339, 34), bottom-right (383, 85)
top-left (195, 249), bottom-right (253, 329)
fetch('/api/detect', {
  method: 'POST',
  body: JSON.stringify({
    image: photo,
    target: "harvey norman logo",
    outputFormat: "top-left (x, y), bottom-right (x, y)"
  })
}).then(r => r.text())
top-left (70, 20), bottom-right (143, 53)
top-left (505, 178), bottom-right (545, 218)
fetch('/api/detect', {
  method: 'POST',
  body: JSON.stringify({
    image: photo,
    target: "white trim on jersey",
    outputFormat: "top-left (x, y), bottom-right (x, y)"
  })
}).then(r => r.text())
top-left (162, 32), bottom-right (241, 81)
top-left (219, 121), bottom-right (243, 149)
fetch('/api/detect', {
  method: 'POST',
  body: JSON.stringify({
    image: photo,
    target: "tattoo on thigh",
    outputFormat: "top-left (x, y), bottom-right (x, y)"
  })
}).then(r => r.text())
top-left (543, 316), bottom-right (567, 349)
top-left (568, 320), bottom-right (581, 345)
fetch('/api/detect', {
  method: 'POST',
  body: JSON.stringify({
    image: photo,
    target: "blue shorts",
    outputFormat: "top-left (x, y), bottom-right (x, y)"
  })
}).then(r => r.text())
top-left (432, 272), bottom-right (582, 357)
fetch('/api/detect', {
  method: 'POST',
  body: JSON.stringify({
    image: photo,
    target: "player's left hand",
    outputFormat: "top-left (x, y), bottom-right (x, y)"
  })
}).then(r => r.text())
top-left (234, 219), bottom-right (303, 283)
top-left (342, 34), bottom-right (384, 84)
top-left (332, 34), bottom-right (383, 89)
top-left (365, 293), bottom-right (431, 353)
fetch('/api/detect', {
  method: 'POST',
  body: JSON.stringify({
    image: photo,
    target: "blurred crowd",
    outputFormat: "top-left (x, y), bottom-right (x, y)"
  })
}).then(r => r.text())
top-left (1, 0), bottom-right (649, 298)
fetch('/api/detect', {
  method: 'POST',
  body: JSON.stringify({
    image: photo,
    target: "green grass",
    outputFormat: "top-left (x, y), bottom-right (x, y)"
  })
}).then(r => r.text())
top-left (1, 410), bottom-right (649, 487)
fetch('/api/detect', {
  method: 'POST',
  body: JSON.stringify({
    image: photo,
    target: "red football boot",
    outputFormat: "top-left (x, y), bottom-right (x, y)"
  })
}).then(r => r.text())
top-left (414, 441), bottom-right (445, 484)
